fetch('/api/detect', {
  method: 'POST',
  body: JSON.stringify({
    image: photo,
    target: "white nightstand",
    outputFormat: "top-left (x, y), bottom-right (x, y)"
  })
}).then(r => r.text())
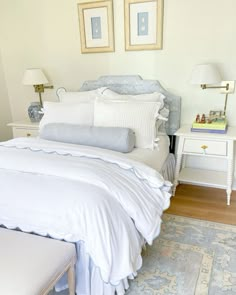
top-left (173, 125), bottom-right (236, 205)
top-left (8, 120), bottom-right (39, 138)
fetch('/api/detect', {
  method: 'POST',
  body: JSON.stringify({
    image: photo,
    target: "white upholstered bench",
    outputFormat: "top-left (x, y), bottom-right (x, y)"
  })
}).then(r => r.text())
top-left (0, 228), bottom-right (76, 295)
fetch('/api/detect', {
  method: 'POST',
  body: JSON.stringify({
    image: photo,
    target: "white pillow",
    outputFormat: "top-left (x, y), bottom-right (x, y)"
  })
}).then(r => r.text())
top-left (94, 100), bottom-right (162, 149)
top-left (98, 88), bottom-right (166, 106)
top-left (39, 101), bottom-right (94, 131)
top-left (98, 88), bottom-right (169, 123)
top-left (57, 88), bottom-right (106, 103)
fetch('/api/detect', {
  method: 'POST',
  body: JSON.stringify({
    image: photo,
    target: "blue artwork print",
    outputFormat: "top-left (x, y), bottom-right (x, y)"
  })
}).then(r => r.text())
top-left (137, 12), bottom-right (149, 36)
top-left (91, 17), bottom-right (102, 39)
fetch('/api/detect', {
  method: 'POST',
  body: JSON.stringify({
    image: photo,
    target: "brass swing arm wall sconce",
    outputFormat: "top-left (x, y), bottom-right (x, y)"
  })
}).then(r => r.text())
top-left (190, 64), bottom-right (235, 115)
top-left (200, 83), bottom-right (229, 90)
top-left (23, 68), bottom-right (54, 107)
top-left (33, 84), bottom-right (54, 106)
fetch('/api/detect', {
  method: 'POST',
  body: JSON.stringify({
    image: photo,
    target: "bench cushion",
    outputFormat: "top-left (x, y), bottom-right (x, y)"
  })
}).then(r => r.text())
top-left (0, 228), bottom-right (76, 295)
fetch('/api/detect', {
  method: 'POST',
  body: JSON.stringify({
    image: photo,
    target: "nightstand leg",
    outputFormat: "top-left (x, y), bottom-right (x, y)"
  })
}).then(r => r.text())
top-left (227, 159), bottom-right (234, 206)
top-left (173, 153), bottom-right (182, 196)
top-left (226, 191), bottom-right (231, 206)
top-left (226, 141), bottom-right (234, 206)
top-left (227, 182), bottom-right (232, 206)
top-left (181, 155), bottom-right (186, 169)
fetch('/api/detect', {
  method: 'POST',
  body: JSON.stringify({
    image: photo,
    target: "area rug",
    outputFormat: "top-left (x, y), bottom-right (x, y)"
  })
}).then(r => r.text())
top-left (53, 214), bottom-right (236, 295)
top-left (126, 214), bottom-right (236, 295)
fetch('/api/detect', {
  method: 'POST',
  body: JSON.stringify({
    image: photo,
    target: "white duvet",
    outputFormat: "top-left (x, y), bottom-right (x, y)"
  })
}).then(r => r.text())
top-left (0, 138), bottom-right (171, 286)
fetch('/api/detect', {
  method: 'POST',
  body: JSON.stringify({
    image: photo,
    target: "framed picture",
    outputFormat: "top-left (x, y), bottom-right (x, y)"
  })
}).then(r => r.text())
top-left (209, 110), bottom-right (225, 120)
top-left (77, 1), bottom-right (114, 53)
top-left (124, 0), bottom-right (164, 51)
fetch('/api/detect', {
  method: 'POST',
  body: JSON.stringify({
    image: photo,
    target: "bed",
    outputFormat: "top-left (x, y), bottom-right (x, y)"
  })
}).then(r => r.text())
top-left (0, 75), bottom-right (181, 295)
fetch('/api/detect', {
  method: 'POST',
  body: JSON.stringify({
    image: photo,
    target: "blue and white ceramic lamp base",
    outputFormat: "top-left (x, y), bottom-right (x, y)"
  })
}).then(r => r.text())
top-left (28, 102), bottom-right (43, 122)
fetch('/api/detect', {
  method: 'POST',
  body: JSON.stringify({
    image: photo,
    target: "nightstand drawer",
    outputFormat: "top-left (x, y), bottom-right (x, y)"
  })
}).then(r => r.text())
top-left (183, 139), bottom-right (227, 156)
top-left (8, 120), bottom-right (40, 139)
top-left (13, 128), bottom-right (39, 138)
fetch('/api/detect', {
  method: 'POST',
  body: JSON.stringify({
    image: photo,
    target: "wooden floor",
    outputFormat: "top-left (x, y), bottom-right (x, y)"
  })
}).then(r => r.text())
top-left (166, 184), bottom-right (236, 225)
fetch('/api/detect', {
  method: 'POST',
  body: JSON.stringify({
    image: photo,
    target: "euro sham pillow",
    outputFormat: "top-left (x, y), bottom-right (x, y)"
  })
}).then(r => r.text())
top-left (57, 88), bottom-right (106, 103)
top-left (40, 123), bottom-right (135, 153)
top-left (94, 100), bottom-right (162, 149)
top-left (39, 101), bottom-right (94, 131)
top-left (98, 88), bottom-right (169, 121)
top-left (98, 88), bottom-right (165, 104)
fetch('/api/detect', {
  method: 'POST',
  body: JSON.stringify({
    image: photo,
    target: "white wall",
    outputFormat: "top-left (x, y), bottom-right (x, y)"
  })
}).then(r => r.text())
top-left (1, 0), bottom-right (235, 122)
top-left (0, 0), bottom-right (236, 175)
top-left (0, 49), bottom-right (12, 140)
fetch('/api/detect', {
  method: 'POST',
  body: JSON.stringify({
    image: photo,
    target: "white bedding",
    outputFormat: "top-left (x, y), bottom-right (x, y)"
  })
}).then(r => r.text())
top-left (126, 134), bottom-right (170, 171)
top-left (0, 137), bottom-right (171, 293)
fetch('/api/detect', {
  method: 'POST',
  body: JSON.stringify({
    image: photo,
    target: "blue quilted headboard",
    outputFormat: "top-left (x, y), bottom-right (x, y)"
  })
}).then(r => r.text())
top-left (80, 75), bottom-right (181, 136)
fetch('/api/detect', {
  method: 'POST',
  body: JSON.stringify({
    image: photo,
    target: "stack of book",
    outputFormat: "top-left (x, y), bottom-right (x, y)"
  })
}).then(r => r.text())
top-left (191, 119), bottom-right (228, 133)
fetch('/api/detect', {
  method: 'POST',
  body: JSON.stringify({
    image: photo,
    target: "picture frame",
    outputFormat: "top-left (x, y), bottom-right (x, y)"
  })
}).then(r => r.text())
top-left (209, 110), bottom-right (223, 117)
top-left (124, 0), bottom-right (164, 51)
top-left (209, 110), bottom-right (225, 120)
top-left (77, 1), bottom-right (115, 53)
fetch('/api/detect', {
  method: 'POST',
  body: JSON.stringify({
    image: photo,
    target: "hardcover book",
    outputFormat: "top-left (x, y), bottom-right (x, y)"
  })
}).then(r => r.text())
top-left (192, 120), bottom-right (227, 130)
top-left (191, 119), bottom-right (227, 133)
top-left (191, 127), bottom-right (228, 134)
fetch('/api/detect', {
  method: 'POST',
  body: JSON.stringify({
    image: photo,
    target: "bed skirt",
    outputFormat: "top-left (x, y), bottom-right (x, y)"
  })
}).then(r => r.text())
top-left (55, 240), bottom-right (136, 295)
top-left (160, 153), bottom-right (176, 184)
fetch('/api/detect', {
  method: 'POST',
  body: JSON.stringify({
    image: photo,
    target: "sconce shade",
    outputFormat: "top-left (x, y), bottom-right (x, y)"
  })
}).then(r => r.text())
top-left (190, 64), bottom-right (222, 85)
top-left (22, 68), bottom-right (48, 85)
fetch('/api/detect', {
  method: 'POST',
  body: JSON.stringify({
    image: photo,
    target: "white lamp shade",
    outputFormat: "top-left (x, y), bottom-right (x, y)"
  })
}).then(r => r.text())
top-left (190, 64), bottom-right (222, 85)
top-left (22, 68), bottom-right (48, 85)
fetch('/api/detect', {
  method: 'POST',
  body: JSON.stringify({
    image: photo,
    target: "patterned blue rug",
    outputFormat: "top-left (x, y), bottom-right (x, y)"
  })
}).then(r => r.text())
top-left (53, 214), bottom-right (236, 294)
top-left (127, 214), bottom-right (236, 295)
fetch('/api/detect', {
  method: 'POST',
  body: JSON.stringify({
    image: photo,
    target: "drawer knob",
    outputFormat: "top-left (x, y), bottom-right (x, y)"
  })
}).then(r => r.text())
top-left (26, 133), bottom-right (31, 137)
top-left (201, 145), bottom-right (208, 154)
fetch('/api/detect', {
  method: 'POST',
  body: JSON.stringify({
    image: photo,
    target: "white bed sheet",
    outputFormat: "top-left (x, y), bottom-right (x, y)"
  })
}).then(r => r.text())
top-left (126, 134), bottom-right (170, 171)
